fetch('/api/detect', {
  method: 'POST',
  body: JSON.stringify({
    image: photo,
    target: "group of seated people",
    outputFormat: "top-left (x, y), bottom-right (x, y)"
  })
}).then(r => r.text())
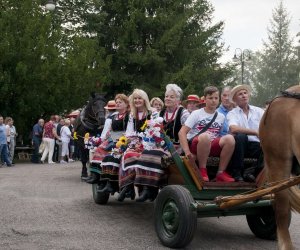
top-left (84, 83), bottom-right (264, 202)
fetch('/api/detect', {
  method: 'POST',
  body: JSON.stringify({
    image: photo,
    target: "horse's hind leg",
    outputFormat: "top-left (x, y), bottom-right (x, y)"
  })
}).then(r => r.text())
top-left (266, 156), bottom-right (293, 250)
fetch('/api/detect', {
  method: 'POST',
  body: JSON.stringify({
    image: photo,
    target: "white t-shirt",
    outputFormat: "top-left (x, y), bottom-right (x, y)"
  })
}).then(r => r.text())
top-left (185, 108), bottom-right (225, 141)
top-left (227, 105), bottom-right (264, 142)
top-left (60, 126), bottom-right (71, 143)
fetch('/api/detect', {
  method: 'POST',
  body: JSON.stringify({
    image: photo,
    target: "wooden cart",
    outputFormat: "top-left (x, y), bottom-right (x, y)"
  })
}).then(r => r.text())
top-left (91, 136), bottom-right (300, 248)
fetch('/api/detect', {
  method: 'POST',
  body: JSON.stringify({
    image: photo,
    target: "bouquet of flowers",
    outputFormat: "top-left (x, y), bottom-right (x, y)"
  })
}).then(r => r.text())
top-left (84, 133), bottom-right (102, 150)
top-left (139, 117), bottom-right (165, 150)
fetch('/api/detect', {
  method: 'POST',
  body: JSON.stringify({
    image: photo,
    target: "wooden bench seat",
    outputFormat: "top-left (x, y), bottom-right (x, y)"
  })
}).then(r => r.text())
top-left (164, 156), bottom-right (258, 188)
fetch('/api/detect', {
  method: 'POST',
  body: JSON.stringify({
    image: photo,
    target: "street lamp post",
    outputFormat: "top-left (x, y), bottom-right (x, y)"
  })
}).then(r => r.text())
top-left (233, 48), bottom-right (251, 84)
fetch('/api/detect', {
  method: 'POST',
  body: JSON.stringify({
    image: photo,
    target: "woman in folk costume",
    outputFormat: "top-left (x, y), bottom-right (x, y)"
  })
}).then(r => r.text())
top-left (159, 84), bottom-right (190, 150)
top-left (123, 84), bottom-right (190, 202)
top-left (87, 94), bottom-right (130, 184)
top-left (117, 89), bottom-right (155, 201)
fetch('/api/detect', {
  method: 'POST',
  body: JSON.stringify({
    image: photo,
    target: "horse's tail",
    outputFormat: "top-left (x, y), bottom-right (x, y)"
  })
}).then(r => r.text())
top-left (288, 186), bottom-right (300, 213)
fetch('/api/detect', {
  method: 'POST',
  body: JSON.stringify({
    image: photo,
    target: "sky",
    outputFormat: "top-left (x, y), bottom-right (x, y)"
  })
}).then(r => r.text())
top-left (209, 0), bottom-right (300, 63)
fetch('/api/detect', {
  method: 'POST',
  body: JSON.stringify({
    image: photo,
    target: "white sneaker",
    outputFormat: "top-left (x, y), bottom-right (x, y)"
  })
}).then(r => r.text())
top-left (68, 159), bottom-right (75, 163)
top-left (60, 160), bottom-right (67, 164)
top-left (48, 161), bottom-right (55, 164)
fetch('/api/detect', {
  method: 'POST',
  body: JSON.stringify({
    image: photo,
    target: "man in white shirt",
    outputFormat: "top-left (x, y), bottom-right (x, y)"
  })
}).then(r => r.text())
top-left (179, 86), bottom-right (235, 182)
top-left (227, 85), bottom-right (264, 182)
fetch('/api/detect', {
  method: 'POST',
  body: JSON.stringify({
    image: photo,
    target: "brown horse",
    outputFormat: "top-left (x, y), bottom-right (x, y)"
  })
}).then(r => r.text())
top-left (259, 85), bottom-right (300, 250)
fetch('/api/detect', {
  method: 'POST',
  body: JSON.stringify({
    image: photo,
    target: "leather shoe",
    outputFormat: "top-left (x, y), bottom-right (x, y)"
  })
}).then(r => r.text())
top-left (243, 173), bottom-right (256, 183)
top-left (99, 181), bottom-right (114, 193)
top-left (117, 185), bottom-right (134, 202)
top-left (233, 174), bottom-right (244, 182)
top-left (136, 186), bottom-right (158, 202)
top-left (86, 173), bottom-right (100, 184)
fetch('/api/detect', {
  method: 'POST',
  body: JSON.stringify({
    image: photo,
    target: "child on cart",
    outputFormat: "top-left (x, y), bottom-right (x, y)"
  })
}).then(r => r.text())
top-left (178, 86), bottom-right (235, 182)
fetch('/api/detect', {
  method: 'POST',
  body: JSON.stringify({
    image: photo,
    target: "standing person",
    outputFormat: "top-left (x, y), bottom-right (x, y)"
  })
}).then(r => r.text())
top-left (150, 97), bottom-right (164, 112)
top-left (4, 117), bottom-right (12, 161)
top-left (60, 119), bottom-right (73, 163)
top-left (31, 119), bottom-right (44, 163)
top-left (55, 118), bottom-right (65, 162)
top-left (183, 94), bottom-right (200, 113)
top-left (179, 86), bottom-right (235, 182)
top-left (52, 115), bottom-right (61, 162)
top-left (41, 116), bottom-right (60, 164)
top-left (6, 118), bottom-right (17, 163)
top-left (69, 117), bottom-right (76, 160)
top-left (0, 115), bottom-right (12, 167)
top-left (217, 86), bottom-right (235, 136)
top-left (227, 85), bottom-right (264, 182)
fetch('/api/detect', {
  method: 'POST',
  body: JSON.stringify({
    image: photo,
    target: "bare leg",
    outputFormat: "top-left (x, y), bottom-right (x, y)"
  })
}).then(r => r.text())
top-left (196, 133), bottom-right (211, 168)
top-left (218, 135), bottom-right (235, 171)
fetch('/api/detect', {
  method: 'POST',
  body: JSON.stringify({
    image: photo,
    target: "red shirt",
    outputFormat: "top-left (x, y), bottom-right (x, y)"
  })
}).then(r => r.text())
top-left (43, 121), bottom-right (55, 139)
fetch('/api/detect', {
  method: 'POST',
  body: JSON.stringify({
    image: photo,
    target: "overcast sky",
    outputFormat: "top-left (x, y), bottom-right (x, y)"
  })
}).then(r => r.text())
top-left (210, 0), bottom-right (300, 63)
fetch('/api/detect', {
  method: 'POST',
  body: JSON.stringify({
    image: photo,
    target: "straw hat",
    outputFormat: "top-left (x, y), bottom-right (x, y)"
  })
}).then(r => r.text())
top-left (104, 100), bottom-right (116, 110)
top-left (183, 94), bottom-right (200, 105)
top-left (229, 84), bottom-right (252, 103)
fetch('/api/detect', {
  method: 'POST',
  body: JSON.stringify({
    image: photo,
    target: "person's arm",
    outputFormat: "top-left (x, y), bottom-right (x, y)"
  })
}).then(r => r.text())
top-left (229, 125), bottom-right (259, 136)
top-left (178, 125), bottom-right (193, 159)
top-left (100, 118), bottom-right (112, 140)
top-left (6, 125), bottom-right (11, 143)
top-left (67, 128), bottom-right (73, 139)
top-left (125, 115), bottom-right (134, 136)
top-left (227, 111), bottom-right (259, 137)
top-left (52, 127), bottom-right (60, 140)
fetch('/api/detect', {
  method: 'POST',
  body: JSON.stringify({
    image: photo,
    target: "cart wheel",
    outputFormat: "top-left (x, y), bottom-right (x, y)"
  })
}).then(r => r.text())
top-left (154, 185), bottom-right (197, 248)
top-left (92, 183), bottom-right (109, 205)
top-left (246, 207), bottom-right (291, 240)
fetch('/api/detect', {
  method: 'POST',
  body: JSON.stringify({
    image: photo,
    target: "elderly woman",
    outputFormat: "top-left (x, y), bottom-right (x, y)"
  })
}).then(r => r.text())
top-left (118, 85), bottom-right (190, 202)
top-left (129, 84), bottom-right (190, 202)
top-left (159, 84), bottom-right (190, 148)
top-left (87, 94), bottom-right (130, 185)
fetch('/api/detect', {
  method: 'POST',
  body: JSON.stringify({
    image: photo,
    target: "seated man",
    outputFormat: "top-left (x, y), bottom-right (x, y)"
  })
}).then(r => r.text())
top-left (227, 84), bottom-right (264, 182)
top-left (179, 86), bottom-right (235, 182)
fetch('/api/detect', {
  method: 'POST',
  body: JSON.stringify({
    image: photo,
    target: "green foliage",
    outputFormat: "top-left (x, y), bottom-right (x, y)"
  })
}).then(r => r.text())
top-left (0, 0), bottom-right (107, 142)
top-left (0, 0), bottom-right (231, 143)
top-left (83, 0), bottom-right (231, 98)
top-left (250, 1), bottom-right (299, 106)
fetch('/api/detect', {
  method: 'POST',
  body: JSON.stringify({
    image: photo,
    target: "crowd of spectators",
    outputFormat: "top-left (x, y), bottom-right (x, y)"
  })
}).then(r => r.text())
top-left (31, 115), bottom-right (78, 164)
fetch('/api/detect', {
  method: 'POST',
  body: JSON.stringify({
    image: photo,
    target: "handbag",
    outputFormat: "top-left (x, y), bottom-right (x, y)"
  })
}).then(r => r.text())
top-left (39, 141), bottom-right (45, 153)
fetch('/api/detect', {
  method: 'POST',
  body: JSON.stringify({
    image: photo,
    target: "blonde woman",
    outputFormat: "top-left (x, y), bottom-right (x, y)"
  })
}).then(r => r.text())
top-left (117, 89), bottom-right (155, 201)
top-left (150, 97), bottom-right (164, 112)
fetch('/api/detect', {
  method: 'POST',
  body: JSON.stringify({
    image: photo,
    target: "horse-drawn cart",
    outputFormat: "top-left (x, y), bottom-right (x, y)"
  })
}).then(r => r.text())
top-left (91, 135), bottom-right (300, 248)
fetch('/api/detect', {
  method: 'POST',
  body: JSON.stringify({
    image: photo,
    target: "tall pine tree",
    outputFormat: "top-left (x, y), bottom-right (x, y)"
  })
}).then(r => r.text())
top-left (251, 1), bottom-right (298, 105)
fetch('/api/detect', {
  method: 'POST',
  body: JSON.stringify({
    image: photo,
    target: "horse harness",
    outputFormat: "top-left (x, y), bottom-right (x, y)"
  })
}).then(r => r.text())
top-left (263, 90), bottom-right (300, 125)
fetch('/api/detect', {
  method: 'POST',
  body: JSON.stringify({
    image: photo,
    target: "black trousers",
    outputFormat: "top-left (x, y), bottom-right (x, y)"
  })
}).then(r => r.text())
top-left (228, 133), bottom-right (263, 176)
top-left (31, 137), bottom-right (41, 163)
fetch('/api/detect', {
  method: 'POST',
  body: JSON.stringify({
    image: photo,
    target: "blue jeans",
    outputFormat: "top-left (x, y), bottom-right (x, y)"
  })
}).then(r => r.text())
top-left (0, 144), bottom-right (11, 165)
